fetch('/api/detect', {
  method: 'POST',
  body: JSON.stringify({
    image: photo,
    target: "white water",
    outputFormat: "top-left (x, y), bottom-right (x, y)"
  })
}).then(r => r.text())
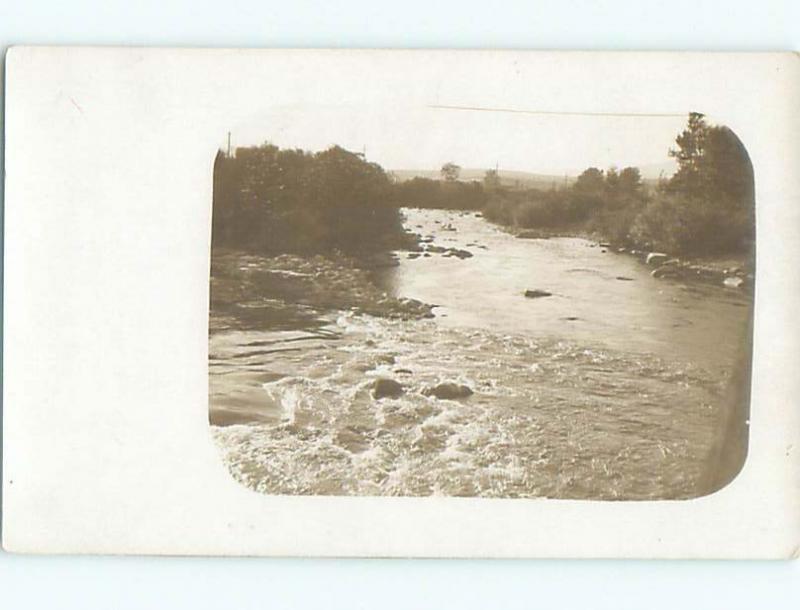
top-left (210, 208), bottom-right (752, 499)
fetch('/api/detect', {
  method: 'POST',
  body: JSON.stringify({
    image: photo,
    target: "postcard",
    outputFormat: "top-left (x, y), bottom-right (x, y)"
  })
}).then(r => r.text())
top-left (3, 48), bottom-right (799, 557)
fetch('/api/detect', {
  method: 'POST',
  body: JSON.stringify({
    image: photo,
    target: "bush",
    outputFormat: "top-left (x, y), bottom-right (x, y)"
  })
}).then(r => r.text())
top-left (483, 188), bottom-right (598, 229)
top-left (631, 192), bottom-right (753, 256)
top-left (393, 177), bottom-right (486, 210)
top-left (212, 145), bottom-right (404, 254)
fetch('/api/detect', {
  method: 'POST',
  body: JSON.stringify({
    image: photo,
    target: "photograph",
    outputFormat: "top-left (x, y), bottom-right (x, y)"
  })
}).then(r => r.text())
top-left (208, 106), bottom-right (754, 501)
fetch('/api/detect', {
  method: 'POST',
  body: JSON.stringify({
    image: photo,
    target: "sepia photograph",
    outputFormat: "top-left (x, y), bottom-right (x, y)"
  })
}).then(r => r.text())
top-left (209, 106), bottom-right (754, 501)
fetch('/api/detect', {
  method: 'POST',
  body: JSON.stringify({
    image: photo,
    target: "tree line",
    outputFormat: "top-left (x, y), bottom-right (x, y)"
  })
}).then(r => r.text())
top-left (213, 144), bottom-right (405, 253)
top-left (482, 113), bottom-right (754, 256)
top-left (213, 113), bottom-right (754, 257)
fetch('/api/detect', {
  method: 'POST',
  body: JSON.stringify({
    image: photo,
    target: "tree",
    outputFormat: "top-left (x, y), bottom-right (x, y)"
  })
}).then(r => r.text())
top-left (697, 126), bottom-right (754, 209)
top-left (668, 111), bottom-right (708, 192)
top-left (667, 112), bottom-right (753, 210)
top-left (605, 166), bottom-right (620, 193)
top-left (574, 167), bottom-right (605, 193)
top-left (483, 168), bottom-right (501, 190)
top-left (440, 162), bottom-right (461, 182)
top-left (212, 143), bottom-right (403, 254)
top-left (618, 167), bottom-right (643, 194)
top-left (634, 113), bottom-right (755, 255)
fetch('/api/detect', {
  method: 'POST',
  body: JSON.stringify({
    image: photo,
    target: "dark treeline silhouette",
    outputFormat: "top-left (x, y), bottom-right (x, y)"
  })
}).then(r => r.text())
top-left (393, 177), bottom-right (487, 210)
top-left (213, 144), bottom-right (405, 254)
top-left (483, 165), bottom-right (648, 244)
top-left (213, 114), bottom-right (754, 258)
top-left (635, 114), bottom-right (754, 255)
top-left (484, 113), bottom-right (755, 257)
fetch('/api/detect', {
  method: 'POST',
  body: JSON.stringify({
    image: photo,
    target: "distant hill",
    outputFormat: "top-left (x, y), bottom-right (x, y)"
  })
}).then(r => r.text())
top-left (390, 162), bottom-right (677, 191)
top-left (390, 168), bottom-right (577, 191)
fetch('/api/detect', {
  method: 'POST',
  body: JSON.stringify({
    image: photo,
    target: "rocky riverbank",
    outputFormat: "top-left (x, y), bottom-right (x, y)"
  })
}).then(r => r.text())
top-left (615, 247), bottom-right (754, 290)
top-left (504, 222), bottom-right (754, 291)
top-left (210, 249), bottom-right (436, 331)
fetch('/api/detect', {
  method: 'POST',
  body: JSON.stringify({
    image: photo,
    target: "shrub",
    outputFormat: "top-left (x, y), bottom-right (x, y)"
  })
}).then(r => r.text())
top-left (392, 178), bottom-right (486, 210)
top-left (212, 145), bottom-right (404, 254)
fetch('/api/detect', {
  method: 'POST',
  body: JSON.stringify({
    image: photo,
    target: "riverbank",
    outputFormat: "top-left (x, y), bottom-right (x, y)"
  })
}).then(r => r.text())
top-left (210, 249), bottom-right (436, 330)
top-left (504, 223), bottom-right (754, 290)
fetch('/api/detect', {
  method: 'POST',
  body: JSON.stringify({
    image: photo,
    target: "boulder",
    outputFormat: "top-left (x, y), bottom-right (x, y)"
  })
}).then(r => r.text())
top-left (651, 266), bottom-right (683, 279)
top-left (687, 264), bottom-right (715, 279)
top-left (646, 252), bottom-right (669, 266)
top-left (723, 276), bottom-right (744, 289)
top-left (423, 382), bottom-right (473, 400)
top-left (443, 248), bottom-right (473, 259)
top-left (524, 289), bottom-right (552, 298)
top-left (372, 378), bottom-right (404, 399)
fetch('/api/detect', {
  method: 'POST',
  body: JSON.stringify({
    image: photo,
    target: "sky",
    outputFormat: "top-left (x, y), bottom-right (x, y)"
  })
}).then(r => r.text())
top-left (228, 104), bottom-right (687, 178)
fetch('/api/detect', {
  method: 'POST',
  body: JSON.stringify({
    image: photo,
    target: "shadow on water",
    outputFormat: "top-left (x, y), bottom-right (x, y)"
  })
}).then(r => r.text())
top-left (701, 287), bottom-right (753, 496)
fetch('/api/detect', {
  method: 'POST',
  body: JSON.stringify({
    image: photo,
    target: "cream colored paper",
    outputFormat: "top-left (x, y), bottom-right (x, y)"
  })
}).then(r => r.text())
top-left (3, 48), bottom-right (799, 557)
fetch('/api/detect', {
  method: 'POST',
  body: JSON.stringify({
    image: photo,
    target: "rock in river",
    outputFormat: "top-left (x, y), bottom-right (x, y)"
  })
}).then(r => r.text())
top-left (723, 276), bottom-right (744, 289)
top-left (524, 289), bottom-right (552, 298)
top-left (651, 266), bottom-right (683, 279)
top-left (425, 245), bottom-right (447, 254)
top-left (646, 252), bottom-right (669, 266)
top-left (422, 382), bottom-right (473, 400)
top-left (444, 248), bottom-right (473, 259)
top-left (372, 378), bottom-right (404, 399)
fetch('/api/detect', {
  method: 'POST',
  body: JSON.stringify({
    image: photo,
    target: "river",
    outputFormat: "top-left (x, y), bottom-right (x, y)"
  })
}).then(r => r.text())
top-left (210, 208), bottom-right (753, 500)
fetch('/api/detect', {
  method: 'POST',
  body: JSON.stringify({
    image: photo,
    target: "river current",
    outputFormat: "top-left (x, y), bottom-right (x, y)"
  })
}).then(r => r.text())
top-left (210, 208), bottom-right (752, 500)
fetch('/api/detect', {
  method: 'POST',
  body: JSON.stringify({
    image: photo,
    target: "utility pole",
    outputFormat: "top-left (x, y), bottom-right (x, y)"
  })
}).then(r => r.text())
top-left (227, 132), bottom-right (232, 158)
